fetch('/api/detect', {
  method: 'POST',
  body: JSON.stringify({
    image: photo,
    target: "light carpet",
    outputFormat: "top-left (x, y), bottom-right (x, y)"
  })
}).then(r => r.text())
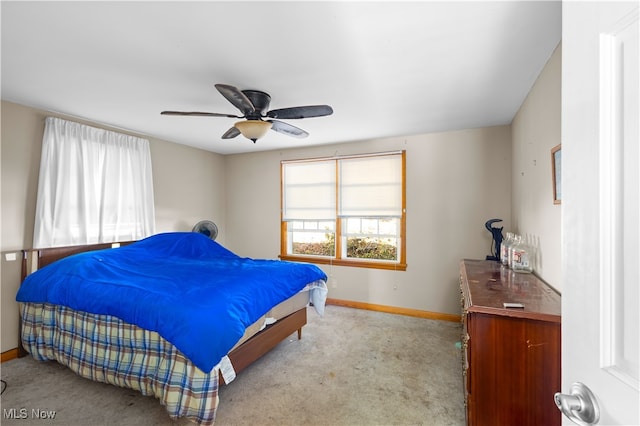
top-left (0, 305), bottom-right (465, 425)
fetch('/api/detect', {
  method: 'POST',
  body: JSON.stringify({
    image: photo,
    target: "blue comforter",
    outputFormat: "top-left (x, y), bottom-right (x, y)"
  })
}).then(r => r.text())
top-left (16, 232), bottom-right (327, 372)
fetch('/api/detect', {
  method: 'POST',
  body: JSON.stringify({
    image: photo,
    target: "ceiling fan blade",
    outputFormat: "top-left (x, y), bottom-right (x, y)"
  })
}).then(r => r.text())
top-left (268, 120), bottom-right (309, 138)
top-left (266, 105), bottom-right (333, 120)
top-left (221, 126), bottom-right (241, 139)
top-left (161, 111), bottom-right (240, 118)
top-left (215, 84), bottom-right (255, 116)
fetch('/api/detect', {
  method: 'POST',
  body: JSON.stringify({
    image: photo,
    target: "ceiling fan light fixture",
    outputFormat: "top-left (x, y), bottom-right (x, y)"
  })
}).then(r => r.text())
top-left (234, 120), bottom-right (272, 142)
top-left (162, 84), bottom-right (332, 142)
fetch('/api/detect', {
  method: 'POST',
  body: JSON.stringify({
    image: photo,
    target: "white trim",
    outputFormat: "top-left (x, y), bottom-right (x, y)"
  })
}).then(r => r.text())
top-left (598, 9), bottom-right (640, 390)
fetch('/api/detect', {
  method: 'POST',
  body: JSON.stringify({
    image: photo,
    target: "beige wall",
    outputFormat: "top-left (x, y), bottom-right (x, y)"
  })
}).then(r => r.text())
top-left (1, 42), bottom-right (561, 353)
top-left (151, 133), bottom-right (227, 239)
top-left (511, 43), bottom-right (562, 290)
top-left (1, 101), bottom-right (227, 352)
top-left (225, 126), bottom-right (512, 316)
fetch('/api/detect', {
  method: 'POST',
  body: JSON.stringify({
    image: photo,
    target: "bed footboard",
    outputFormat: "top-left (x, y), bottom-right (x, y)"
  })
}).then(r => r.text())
top-left (222, 307), bottom-right (306, 384)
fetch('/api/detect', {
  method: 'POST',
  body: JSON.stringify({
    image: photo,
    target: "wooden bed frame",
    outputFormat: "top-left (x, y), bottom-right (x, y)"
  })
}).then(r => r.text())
top-left (19, 241), bottom-right (307, 383)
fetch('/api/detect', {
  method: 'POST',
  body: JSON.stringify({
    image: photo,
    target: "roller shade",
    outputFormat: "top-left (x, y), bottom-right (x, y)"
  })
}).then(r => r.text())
top-left (282, 160), bottom-right (336, 220)
top-left (338, 154), bottom-right (402, 217)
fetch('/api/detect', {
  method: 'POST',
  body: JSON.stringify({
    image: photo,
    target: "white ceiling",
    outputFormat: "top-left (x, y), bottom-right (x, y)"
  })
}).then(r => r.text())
top-left (1, 1), bottom-right (561, 155)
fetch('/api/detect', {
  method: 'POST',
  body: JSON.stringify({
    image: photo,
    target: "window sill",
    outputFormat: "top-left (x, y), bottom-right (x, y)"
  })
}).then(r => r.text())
top-left (279, 254), bottom-right (407, 271)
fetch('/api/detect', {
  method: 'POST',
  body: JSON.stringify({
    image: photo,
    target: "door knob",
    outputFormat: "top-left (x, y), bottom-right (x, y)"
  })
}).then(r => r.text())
top-left (554, 382), bottom-right (600, 425)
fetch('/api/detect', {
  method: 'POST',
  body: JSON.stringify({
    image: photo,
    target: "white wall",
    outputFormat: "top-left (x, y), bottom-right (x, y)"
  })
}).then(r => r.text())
top-left (225, 126), bottom-right (512, 316)
top-left (511, 43), bottom-right (562, 290)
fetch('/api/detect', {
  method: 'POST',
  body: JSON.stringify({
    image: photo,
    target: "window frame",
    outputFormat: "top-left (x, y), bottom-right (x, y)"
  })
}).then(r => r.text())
top-left (280, 151), bottom-right (406, 271)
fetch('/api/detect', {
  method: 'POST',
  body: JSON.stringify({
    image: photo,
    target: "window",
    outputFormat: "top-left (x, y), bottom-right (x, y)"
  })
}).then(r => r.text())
top-left (33, 117), bottom-right (155, 248)
top-left (281, 151), bottom-right (406, 270)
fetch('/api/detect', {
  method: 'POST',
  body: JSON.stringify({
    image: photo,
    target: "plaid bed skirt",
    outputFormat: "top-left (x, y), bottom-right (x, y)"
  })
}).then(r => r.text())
top-left (19, 302), bottom-right (219, 425)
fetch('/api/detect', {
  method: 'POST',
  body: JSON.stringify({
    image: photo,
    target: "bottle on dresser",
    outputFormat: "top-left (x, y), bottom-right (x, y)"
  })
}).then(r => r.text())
top-left (512, 234), bottom-right (534, 274)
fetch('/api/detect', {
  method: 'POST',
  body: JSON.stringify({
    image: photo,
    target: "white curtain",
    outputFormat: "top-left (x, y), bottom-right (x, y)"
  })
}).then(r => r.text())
top-left (33, 117), bottom-right (156, 248)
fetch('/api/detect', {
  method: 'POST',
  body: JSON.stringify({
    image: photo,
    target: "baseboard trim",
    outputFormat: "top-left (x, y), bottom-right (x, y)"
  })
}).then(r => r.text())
top-left (326, 298), bottom-right (461, 322)
top-left (1, 348), bottom-right (19, 363)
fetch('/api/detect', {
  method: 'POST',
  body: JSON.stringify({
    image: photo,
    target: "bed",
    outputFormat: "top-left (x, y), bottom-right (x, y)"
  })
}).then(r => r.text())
top-left (16, 232), bottom-right (328, 425)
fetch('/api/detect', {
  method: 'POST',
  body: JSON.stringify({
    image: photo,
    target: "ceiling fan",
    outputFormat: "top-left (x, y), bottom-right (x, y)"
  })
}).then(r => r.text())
top-left (161, 84), bottom-right (333, 143)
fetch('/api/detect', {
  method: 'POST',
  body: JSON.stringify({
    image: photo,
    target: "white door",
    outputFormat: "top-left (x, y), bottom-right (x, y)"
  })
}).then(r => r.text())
top-left (561, 1), bottom-right (639, 425)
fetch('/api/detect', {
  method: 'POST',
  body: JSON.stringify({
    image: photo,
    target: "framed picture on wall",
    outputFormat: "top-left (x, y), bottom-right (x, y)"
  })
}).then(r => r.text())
top-left (551, 144), bottom-right (561, 204)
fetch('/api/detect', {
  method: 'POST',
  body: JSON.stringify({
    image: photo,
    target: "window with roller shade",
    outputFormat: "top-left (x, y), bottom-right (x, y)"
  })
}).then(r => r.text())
top-left (280, 151), bottom-right (406, 270)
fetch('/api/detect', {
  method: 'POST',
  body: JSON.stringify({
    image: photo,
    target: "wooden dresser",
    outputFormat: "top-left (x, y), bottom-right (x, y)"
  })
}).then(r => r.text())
top-left (459, 259), bottom-right (561, 426)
